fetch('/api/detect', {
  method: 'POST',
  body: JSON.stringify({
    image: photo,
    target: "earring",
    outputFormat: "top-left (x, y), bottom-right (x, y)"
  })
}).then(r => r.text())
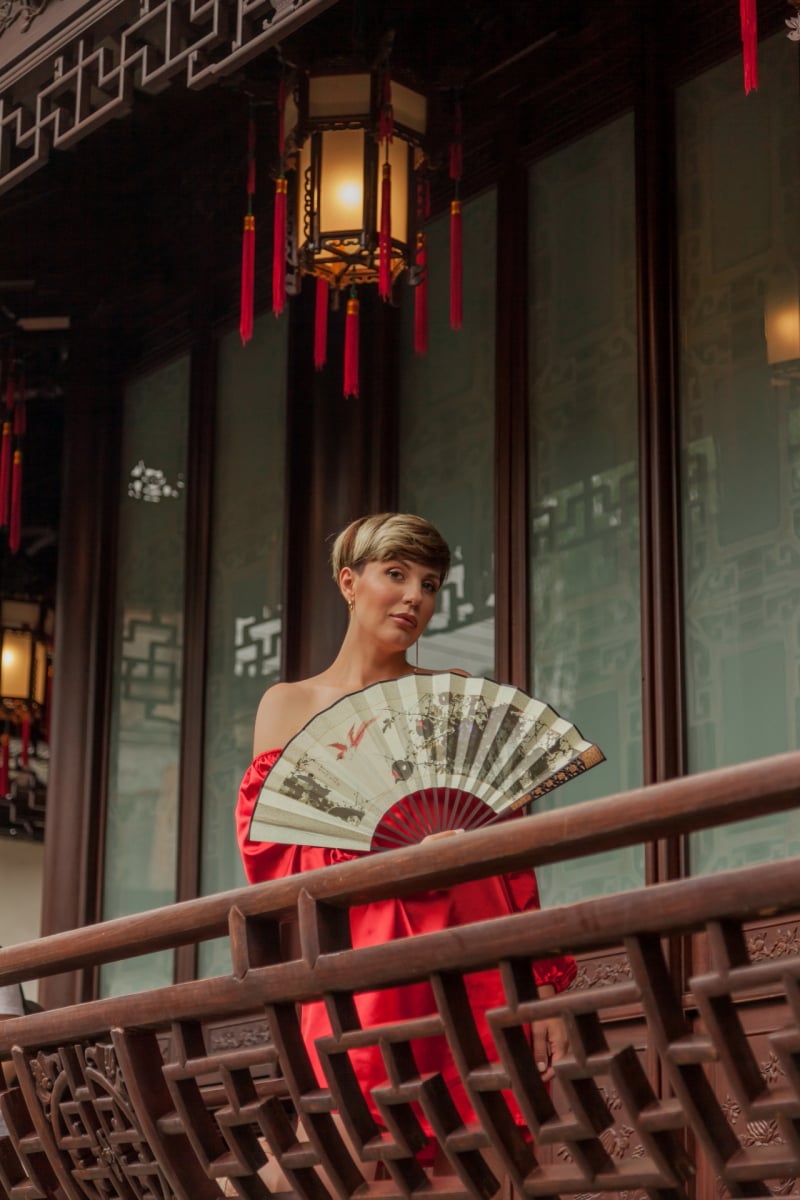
top-left (348, 599), bottom-right (354, 612)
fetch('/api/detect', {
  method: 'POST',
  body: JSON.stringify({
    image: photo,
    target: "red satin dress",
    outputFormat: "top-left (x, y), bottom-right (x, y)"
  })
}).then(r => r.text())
top-left (237, 750), bottom-right (576, 1134)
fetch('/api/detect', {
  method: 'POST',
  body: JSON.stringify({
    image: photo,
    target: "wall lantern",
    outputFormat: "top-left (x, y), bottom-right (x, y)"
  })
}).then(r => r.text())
top-left (0, 599), bottom-right (48, 715)
top-left (0, 599), bottom-right (51, 834)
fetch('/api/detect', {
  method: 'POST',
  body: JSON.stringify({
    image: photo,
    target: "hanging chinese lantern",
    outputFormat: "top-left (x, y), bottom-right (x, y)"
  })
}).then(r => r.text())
top-left (283, 67), bottom-right (428, 396)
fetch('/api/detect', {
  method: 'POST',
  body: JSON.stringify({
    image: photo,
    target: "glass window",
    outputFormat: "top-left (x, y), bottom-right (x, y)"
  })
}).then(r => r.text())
top-left (398, 189), bottom-right (497, 678)
top-left (101, 356), bottom-right (190, 996)
top-left (677, 35), bottom-right (800, 873)
top-left (528, 114), bottom-right (643, 905)
top-left (198, 312), bottom-right (288, 978)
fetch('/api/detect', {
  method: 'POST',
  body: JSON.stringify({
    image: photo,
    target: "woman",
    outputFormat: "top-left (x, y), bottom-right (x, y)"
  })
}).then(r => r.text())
top-left (236, 513), bottom-right (575, 1146)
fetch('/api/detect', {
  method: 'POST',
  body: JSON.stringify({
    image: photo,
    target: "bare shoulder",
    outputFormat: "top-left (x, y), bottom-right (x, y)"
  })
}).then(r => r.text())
top-left (252, 680), bottom-right (321, 756)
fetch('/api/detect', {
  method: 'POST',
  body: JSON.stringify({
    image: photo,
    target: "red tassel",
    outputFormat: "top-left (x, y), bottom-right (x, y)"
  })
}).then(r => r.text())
top-left (344, 293), bottom-right (360, 398)
top-left (240, 111), bottom-right (257, 345)
top-left (740, 0), bottom-right (758, 93)
top-left (414, 231), bottom-right (428, 355)
top-left (20, 716), bottom-right (29, 768)
top-left (0, 733), bottom-right (8, 796)
top-left (314, 277), bottom-right (329, 370)
top-left (273, 177), bottom-right (287, 316)
top-left (450, 199), bottom-right (463, 331)
top-left (378, 161), bottom-right (392, 300)
top-left (240, 214), bottom-right (255, 344)
top-left (0, 421), bottom-right (11, 526)
top-left (9, 448), bottom-right (22, 554)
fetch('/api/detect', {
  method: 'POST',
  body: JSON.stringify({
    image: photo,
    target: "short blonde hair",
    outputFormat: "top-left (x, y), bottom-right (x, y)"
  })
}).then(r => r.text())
top-left (331, 513), bottom-right (451, 583)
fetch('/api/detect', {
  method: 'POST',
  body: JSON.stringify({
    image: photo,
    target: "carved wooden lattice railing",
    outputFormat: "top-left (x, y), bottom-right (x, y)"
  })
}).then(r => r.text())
top-left (2, 751), bottom-right (800, 1199)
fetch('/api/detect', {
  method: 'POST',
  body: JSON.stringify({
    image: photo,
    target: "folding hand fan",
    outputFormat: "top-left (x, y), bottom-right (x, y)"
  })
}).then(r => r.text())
top-left (249, 672), bottom-right (604, 853)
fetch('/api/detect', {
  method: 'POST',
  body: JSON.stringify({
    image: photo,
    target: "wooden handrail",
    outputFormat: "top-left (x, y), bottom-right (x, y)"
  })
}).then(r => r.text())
top-left (0, 747), bottom-right (798, 989)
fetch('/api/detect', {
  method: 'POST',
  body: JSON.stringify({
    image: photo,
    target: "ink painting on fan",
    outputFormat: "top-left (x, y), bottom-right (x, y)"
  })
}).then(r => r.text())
top-left (248, 672), bottom-right (604, 853)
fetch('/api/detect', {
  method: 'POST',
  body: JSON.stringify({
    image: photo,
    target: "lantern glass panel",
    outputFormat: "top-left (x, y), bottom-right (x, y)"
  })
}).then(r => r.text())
top-left (32, 641), bottom-right (47, 707)
top-left (0, 629), bottom-right (33, 701)
top-left (318, 128), bottom-right (367, 233)
top-left (392, 82), bottom-right (426, 134)
top-left (308, 73), bottom-right (370, 119)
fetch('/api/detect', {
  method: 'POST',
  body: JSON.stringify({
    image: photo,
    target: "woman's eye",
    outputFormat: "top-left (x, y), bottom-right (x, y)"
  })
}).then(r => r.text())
top-left (423, 581), bottom-right (438, 594)
top-left (387, 568), bottom-right (403, 580)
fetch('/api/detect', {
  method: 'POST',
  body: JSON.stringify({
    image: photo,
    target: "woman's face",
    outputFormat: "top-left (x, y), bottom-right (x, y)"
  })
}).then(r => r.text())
top-left (343, 558), bottom-right (441, 649)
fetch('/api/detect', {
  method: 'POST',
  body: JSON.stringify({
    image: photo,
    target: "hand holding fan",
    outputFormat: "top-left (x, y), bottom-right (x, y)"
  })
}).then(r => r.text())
top-left (249, 672), bottom-right (604, 853)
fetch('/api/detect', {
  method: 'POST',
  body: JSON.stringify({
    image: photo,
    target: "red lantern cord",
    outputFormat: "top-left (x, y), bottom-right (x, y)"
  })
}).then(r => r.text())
top-left (449, 94), bottom-right (463, 332)
top-left (378, 160), bottom-right (392, 300)
top-left (450, 199), bottom-right (463, 331)
top-left (239, 111), bottom-right (257, 345)
top-left (344, 292), bottom-right (360, 398)
top-left (449, 99), bottom-right (463, 182)
top-left (378, 71), bottom-right (394, 144)
top-left (9, 447), bottom-right (22, 554)
top-left (0, 421), bottom-right (11, 526)
top-left (272, 79), bottom-right (288, 318)
top-left (314, 277), bottom-right (329, 370)
top-left (20, 715), bottom-right (30, 768)
top-left (740, 0), bottom-right (758, 93)
top-left (414, 232), bottom-right (428, 355)
top-left (273, 176), bottom-right (287, 316)
top-left (0, 732), bottom-right (8, 796)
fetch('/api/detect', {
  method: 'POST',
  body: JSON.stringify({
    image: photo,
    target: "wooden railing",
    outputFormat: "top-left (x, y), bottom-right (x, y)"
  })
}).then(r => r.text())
top-left (2, 750), bottom-right (800, 1199)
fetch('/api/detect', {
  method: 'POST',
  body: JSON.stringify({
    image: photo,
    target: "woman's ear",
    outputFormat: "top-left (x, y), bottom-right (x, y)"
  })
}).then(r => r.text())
top-left (338, 566), bottom-right (355, 606)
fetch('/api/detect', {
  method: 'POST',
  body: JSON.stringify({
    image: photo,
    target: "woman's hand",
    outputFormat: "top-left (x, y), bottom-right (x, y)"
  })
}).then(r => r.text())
top-left (421, 828), bottom-right (464, 843)
top-left (532, 984), bottom-right (569, 1084)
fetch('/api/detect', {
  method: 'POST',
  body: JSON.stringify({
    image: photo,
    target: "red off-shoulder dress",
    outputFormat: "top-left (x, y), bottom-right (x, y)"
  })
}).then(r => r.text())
top-left (237, 750), bottom-right (576, 1131)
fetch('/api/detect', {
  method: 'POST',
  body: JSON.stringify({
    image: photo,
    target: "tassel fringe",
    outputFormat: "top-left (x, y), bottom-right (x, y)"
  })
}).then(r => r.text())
top-left (740, 0), bottom-right (758, 92)
top-left (240, 215), bottom-right (256, 344)
top-left (314, 278), bottom-right (329, 370)
top-left (379, 161), bottom-right (392, 300)
top-left (450, 199), bottom-right (463, 331)
top-left (10, 447), bottom-right (22, 554)
top-left (273, 177), bottom-right (288, 316)
top-left (414, 232), bottom-right (428, 355)
top-left (344, 294), bottom-right (360, 398)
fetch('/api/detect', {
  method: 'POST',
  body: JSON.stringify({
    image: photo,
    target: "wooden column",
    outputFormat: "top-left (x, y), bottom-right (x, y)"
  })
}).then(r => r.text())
top-left (635, 6), bottom-right (685, 807)
top-left (282, 285), bottom-right (400, 682)
top-left (494, 127), bottom-right (530, 690)
top-left (39, 331), bottom-right (121, 1007)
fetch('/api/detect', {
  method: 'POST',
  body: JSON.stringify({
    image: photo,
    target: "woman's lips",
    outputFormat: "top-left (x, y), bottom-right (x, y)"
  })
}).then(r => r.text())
top-left (391, 613), bottom-right (418, 630)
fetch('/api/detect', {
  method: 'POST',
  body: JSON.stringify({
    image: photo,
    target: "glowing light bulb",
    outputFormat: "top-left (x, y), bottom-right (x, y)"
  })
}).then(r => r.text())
top-left (338, 181), bottom-right (361, 212)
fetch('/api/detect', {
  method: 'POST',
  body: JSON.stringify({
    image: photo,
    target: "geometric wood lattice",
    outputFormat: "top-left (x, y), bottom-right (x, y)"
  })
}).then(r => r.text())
top-left (0, 0), bottom-right (340, 195)
top-left (2, 753), bottom-right (800, 1198)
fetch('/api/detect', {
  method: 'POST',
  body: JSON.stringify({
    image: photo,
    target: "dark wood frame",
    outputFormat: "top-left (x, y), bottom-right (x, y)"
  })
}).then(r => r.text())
top-left (38, 0), bottom-right (798, 1010)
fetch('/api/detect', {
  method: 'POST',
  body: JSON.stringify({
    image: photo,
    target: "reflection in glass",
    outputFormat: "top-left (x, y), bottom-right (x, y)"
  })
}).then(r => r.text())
top-left (528, 114), bottom-right (643, 905)
top-left (101, 356), bottom-right (190, 996)
top-left (398, 189), bottom-right (496, 678)
top-left (198, 311), bottom-right (288, 978)
top-left (677, 36), bottom-right (800, 873)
